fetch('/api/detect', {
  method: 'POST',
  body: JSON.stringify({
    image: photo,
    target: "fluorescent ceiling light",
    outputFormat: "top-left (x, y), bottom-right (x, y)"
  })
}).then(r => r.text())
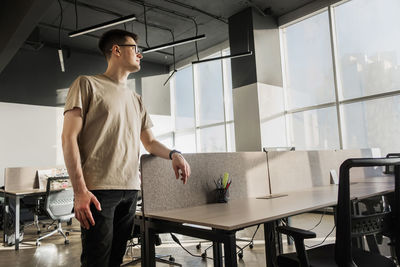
top-left (142, 34), bottom-right (206, 54)
top-left (192, 51), bottom-right (253, 64)
top-left (58, 49), bottom-right (65, 72)
top-left (69, 14), bottom-right (136, 37)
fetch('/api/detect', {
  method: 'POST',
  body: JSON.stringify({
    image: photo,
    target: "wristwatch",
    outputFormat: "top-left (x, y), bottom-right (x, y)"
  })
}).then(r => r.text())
top-left (169, 149), bottom-right (182, 160)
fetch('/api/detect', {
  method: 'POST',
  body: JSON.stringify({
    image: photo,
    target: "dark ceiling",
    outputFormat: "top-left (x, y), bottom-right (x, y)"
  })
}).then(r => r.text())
top-left (17, 0), bottom-right (318, 67)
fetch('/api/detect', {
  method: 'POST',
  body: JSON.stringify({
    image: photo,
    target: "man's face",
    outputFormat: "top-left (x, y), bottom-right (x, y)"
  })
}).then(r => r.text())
top-left (116, 36), bottom-right (143, 72)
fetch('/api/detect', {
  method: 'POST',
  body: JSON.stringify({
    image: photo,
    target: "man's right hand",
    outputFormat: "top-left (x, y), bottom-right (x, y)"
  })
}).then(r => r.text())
top-left (74, 190), bottom-right (102, 229)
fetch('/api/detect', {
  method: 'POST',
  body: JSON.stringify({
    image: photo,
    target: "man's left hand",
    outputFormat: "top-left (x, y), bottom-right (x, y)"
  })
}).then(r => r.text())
top-left (172, 153), bottom-right (191, 184)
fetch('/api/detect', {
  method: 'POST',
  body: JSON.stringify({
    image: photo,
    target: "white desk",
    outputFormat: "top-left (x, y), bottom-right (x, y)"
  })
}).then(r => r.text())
top-left (142, 181), bottom-right (394, 267)
top-left (1, 188), bottom-right (46, 250)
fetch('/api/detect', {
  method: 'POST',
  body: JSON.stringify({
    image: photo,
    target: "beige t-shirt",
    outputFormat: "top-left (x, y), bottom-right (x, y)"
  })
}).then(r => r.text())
top-left (64, 74), bottom-right (153, 190)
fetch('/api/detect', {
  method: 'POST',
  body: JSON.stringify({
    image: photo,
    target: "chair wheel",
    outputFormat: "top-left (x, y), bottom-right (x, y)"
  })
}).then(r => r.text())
top-left (238, 252), bottom-right (243, 259)
top-left (37, 230), bottom-right (41, 235)
top-left (249, 243), bottom-right (254, 249)
top-left (36, 241), bottom-right (41, 246)
top-left (169, 256), bottom-right (175, 262)
top-left (64, 240), bottom-right (70, 245)
top-left (66, 232), bottom-right (69, 236)
top-left (196, 243), bottom-right (201, 249)
top-left (201, 252), bottom-right (207, 259)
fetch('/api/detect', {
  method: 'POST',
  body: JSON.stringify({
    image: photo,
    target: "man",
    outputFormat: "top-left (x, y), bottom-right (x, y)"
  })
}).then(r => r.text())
top-left (61, 29), bottom-right (191, 267)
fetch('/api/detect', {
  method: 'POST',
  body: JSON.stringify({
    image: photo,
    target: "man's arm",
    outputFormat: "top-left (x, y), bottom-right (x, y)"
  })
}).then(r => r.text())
top-left (62, 107), bottom-right (101, 229)
top-left (140, 128), bottom-right (191, 184)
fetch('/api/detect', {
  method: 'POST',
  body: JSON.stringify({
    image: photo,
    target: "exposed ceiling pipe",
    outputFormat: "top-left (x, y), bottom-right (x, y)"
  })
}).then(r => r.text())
top-left (61, 0), bottom-right (173, 34)
top-left (38, 22), bottom-right (173, 56)
top-left (163, 0), bottom-right (228, 24)
top-left (125, 0), bottom-right (199, 21)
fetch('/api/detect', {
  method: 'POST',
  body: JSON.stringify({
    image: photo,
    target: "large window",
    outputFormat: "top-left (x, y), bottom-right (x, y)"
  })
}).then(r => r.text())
top-left (174, 67), bottom-right (195, 130)
top-left (284, 11), bottom-right (335, 110)
top-left (282, 0), bottom-right (400, 155)
top-left (335, 0), bottom-right (400, 100)
top-left (170, 48), bottom-right (235, 153)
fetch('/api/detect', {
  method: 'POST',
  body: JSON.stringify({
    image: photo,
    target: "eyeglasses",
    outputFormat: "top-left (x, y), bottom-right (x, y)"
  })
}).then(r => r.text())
top-left (115, 44), bottom-right (142, 54)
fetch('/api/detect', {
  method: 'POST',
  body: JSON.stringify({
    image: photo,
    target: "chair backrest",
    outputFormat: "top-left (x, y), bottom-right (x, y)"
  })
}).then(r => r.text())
top-left (335, 157), bottom-right (400, 266)
top-left (140, 152), bottom-right (270, 214)
top-left (44, 177), bottom-right (74, 222)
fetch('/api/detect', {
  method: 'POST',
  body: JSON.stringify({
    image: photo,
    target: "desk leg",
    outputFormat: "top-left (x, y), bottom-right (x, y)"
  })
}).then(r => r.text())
top-left (264, 222), bottom-right (278, 267)
top-left (223, 233), bottom-right (238, 267)
top-left (143, 225), bottom-right (156, 267)
top-left (212, 242), bottom-right (223, 267)
top-left (14, 196), bottom-right (20, 250)
top-left (3, 194), bottom-right (9, 245)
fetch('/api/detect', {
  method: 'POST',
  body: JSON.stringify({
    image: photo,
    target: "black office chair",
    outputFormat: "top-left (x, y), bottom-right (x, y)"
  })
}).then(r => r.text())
top-left (275, 157), bottom-right (400, 267)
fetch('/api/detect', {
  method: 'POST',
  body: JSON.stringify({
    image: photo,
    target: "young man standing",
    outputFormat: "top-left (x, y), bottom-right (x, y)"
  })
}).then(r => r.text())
top-left (61, 29), bottom-right (191, 267)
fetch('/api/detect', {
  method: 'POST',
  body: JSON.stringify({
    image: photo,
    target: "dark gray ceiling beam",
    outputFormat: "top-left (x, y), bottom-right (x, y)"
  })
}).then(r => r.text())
top-left (278, 0), bottom-right (342, 26)
top-left (0, 0), bottom-right (53, 73)
top-left (162, 0), bottom-right (228, 24)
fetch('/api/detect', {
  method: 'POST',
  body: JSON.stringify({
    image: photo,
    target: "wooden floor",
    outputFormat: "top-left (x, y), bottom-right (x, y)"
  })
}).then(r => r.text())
top-left (0, 213), bottom-right (341, 267)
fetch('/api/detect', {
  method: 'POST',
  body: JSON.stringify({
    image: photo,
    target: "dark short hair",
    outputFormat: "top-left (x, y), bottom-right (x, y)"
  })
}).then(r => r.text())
top-left (98, 29), bottom-right (138, 59)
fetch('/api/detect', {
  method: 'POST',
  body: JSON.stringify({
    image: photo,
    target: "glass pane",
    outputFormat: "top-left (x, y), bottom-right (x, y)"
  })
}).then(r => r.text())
top-left (175, 66), bottom-right (195, 130)
top-left (226, 122), bottom-right (236, 152)
top-left (175, 131), bottom-right (196, 153)
top-left (284, 11), bottom-right (335, 109)
top-left (287, 107), bottom-right (339, 150)
top-left (157, 133), bottom-right (173, 149)
top-left (341, 96), bottom-right (400, 156)
top-left (194, 53), bottom-right (225, 126)
top-left (222, 48), bottom-right (234, 121)
top-left (198, 125), bottom-right (226, 152)
top-left (335, 0), bottom-right (400, 100)
top-left (149, 114), bottom-right (173, 136)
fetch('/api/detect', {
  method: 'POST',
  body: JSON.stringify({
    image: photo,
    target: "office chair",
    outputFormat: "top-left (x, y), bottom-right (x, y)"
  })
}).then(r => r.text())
top-left (275, 157), bottom-right (400, 267)
top-left (36, 177), bottom-right (74, 246)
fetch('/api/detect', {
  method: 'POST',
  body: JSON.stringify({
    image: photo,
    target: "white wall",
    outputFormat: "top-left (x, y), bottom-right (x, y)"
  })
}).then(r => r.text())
top-left (0, 102), bottom-right (64, 186)
top-left (142, 73), bottom-right (171, 116)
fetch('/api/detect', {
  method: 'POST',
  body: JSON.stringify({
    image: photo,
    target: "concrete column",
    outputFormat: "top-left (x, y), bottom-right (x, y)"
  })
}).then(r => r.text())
top-left (229, 8), bottom-right (287, 151)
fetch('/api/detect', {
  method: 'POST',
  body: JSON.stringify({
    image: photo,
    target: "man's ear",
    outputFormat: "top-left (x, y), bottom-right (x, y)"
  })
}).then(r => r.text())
top-left (111, 45), bottom-right (120, 56)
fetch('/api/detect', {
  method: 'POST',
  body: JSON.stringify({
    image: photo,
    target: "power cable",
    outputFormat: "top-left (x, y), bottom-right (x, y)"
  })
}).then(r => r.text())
top-left (143, 4), bottom-right (150, 48)
top-left (74, 0), bottom-right (78, 30)
top-left (307, 210), bottom-right (326, 231)
top-left (190, 17), bottom-right (200, 61)
top-left (57, 0), bottom-right (63, 49)
top-left (305, 225), bottom-right (336, 249)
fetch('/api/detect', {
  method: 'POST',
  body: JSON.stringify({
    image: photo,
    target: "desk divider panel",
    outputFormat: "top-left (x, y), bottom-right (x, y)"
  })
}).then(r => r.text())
top-left (4, 167), bottom-right (39, 191)
top-left (140, 152), bottom-right (270, 214)
top-left (268, 148), bottom-right (384, 194)
top-left (4, 166), bottom-right (66, 191)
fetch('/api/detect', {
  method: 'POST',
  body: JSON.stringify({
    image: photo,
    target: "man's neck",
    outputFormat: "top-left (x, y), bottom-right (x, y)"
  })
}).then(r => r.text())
top-left (103, 67), bottom-right (130, 84)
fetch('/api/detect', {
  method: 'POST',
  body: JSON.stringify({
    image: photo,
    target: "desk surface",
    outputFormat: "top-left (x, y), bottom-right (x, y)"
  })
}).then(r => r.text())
top-left (145, 182), bottom-right (394, 231)
top-left (0, 188), bottom-right (46, 196)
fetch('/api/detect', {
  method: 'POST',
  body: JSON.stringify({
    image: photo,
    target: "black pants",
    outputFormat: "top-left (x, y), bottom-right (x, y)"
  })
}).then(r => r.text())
top-left (81, 190), bottom-right (139, 267)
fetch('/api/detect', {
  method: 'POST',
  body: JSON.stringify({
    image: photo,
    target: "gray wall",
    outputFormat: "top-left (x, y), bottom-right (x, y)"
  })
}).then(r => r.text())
top-left (0, 45), bottom-right (168, 106)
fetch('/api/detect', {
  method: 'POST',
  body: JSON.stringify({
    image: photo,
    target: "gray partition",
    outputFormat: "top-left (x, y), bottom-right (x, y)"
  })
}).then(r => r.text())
top-left (4, 167), bottom-right (39, 191)
top-left (4, 165), bottom-right (65, 191)
top-left (268, 148), bottom-right (383, 194)
top-left (140, 152), bottom-right (270, 214)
